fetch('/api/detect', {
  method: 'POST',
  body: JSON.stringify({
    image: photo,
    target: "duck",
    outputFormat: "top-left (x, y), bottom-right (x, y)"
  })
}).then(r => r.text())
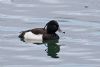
top-left (18, 20), bottom-right (62, 41)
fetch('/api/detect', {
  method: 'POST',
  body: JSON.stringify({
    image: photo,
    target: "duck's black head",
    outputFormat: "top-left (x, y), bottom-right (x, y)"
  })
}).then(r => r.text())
top-left (44, 20), bottom-right (59, 34)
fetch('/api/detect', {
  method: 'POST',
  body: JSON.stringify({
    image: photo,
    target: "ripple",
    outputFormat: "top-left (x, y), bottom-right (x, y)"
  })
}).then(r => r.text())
top-left (0, 13), bottom-right (57, 22)
top-left (59, 52), bottom-right (92, 56)
top-left (85, 42), bottom-right (100, 46)
top-left (2, 64), bottom-right (97, 67)
top-left (52, 11), bottom-right (90, 16)
top-left (91, 32), bottom-right (100, 36)
top-left (80, 56), bottom-right (94, 59)
top-left (0, 26), bottom-right (23, 32)
top-left (67, 19), bottom-right (100, 27)
top-left (0, 0), bottom-right (12, 4)
top-left (15, 4), bottom-right (37, 7)
top-left (14, 55), bottom-right (62, 62)
top-left (87, 59), bottom-right (100, 62)
top-left (67, 48), bottom-right (91, 52)
top-left (0, 46), bottom-right (33, 51)
top-left (13, 10), bottom-right (29, 12)
top-left (71, 28), bottom-right (87, 32)
top-left (0, 13), bottom-right (25, 19)
top-left (39, 0), bottom-right (61, 4)
top-left (65, 37), bottom-right (89, 43)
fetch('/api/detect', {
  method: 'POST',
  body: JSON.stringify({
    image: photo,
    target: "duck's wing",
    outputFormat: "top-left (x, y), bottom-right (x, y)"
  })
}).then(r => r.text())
top-left (18, 28), bottom-right (46, 38)
top-left (31, 28), bottom-right (46, 34)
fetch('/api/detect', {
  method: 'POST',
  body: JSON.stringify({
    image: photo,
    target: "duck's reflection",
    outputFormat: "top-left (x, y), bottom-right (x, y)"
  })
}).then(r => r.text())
top-left (19, 38), bottom-right (60, 58)
top-left (44, 40), bottom-right (60, 58)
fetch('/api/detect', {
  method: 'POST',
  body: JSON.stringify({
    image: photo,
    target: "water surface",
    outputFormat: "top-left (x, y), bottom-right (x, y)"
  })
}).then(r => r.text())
top-left (0, 0), bottom-right (100, 67)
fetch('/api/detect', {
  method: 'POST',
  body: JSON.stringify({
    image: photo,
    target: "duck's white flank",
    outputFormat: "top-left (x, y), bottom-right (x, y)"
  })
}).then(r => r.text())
top-left (24, 32), bottom-right (42, 40)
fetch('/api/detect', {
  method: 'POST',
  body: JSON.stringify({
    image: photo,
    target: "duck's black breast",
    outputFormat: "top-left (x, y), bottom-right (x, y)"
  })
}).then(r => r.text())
top-left (43, 33), bottom-right (59, 40)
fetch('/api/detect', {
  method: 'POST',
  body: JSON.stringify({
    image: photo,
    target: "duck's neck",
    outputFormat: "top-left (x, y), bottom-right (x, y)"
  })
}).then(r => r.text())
top-left (47, 32), bottom-right (56, 34)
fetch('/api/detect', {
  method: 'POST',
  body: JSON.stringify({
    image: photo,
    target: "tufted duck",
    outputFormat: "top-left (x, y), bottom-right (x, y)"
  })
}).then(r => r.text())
top-left (19, 20), bottom-right (62, 41)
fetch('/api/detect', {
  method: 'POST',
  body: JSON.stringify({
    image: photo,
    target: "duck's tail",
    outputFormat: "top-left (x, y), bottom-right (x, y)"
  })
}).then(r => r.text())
top-left (18, 31), bottom-right (25, 39)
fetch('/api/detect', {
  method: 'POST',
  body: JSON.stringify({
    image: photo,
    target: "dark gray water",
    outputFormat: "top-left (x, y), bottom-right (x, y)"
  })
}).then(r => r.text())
top-left (0, 0), bottom-right (100, 67)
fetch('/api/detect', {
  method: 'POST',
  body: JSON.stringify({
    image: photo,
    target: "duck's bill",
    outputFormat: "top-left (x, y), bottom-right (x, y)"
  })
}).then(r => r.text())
top-left (58, 27), bottom-right (62, 32)
top-left (58, 27), bottom-right (65, 34)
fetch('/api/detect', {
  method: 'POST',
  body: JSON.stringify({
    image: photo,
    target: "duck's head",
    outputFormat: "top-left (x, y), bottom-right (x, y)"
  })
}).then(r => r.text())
top-left (44, 20), bottom-right (62, 34)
